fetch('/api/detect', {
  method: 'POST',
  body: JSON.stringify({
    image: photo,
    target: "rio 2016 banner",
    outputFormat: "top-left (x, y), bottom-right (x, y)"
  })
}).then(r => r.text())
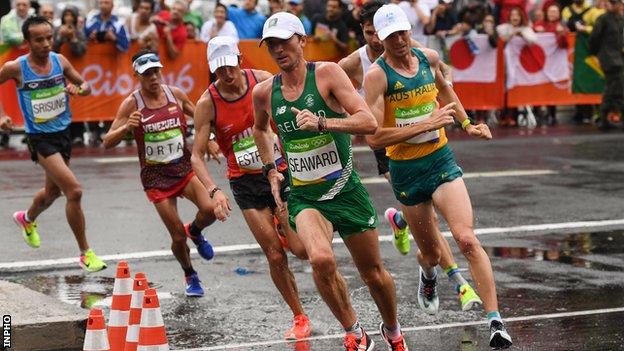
top-left (0, 40), bottom-right (343, 127)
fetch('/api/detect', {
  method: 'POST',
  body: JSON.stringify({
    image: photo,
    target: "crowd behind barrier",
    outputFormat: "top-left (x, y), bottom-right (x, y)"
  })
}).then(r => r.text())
top-left (0, 32), bottom-right (602, 126)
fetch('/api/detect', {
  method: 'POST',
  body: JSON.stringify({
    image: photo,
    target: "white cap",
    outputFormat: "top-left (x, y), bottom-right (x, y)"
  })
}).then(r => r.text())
top-left (207, 36), bottom-right (240, 73)
top-left (260, 12), bottom-right (306, 46)
top-left (373, 4), bottom-right (411, 41)
top-left (132, 53), bottom-right (163, 74)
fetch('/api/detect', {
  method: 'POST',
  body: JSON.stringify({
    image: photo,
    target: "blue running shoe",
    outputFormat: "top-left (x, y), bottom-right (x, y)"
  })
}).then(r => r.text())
top-left (185, 273), bottom-right (204, 297)
top-left (185, 223), bottom-right (214, 261)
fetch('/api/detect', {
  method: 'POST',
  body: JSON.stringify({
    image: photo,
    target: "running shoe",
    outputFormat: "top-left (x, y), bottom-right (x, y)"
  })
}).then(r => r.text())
top-left (459, 284), bottom-right (482, 311)
top-left (12, 210), bottom-right (40, 248)
top-left (417, 268), bottom-right (439, 315)
top-left (274, 215), bottom-right (290, 252)
top-left (489, 319), bottom-right (513, 349)
top-left (184, 224), bottom-right (214, 261)
top-left (79, 249), bottom-right (107, 273)
top-left (284, 314), bottom-right (312, 340)
top-left (379, 322), bottom-right (409, 351)
top-left (343, 329), bottom-right (375, 351)
top-left (185, 273), bottom-right (204, 297)
top-left (384, 208), bottom-right (410, 255)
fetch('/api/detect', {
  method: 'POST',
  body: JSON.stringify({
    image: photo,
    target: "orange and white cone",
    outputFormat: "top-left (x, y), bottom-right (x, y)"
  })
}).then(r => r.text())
top-left (137, 288), bottom-right (169, 351)
top-left (108, 261), bottom-right (133, 351)
top-left (124, 273), bottom-right (149, 351)
top-left (83, 308), bottom-right (110, 351)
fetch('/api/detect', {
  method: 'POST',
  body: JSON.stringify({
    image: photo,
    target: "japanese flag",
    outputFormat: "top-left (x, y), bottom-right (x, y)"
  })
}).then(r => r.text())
top-left (447, 34), bottom-right (498, 83)
top-left (504, 33), bottom-right (569, 89)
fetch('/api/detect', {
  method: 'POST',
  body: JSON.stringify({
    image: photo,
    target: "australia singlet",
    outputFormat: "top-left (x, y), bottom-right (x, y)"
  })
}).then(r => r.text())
top-left (270, 62), bottom-right (359, 202)
top-left (209, 69), bottom-right (285, 179)
top-left (377, 48), bottom-right (447, 161)
top-left (132, 85), bottom-right (192, 190)
top-left (17, 52), bottom-right (71, 134)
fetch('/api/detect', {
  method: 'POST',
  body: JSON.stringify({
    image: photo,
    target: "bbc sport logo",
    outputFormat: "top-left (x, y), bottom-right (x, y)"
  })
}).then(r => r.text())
top-left (2, 315), bottom-right (11, 348)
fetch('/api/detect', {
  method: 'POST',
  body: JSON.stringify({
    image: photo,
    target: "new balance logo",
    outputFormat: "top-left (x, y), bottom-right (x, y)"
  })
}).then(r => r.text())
top-left (276, 106), bottom-right (287, 116)
top-left (394, 81), bottom-right (404, 90)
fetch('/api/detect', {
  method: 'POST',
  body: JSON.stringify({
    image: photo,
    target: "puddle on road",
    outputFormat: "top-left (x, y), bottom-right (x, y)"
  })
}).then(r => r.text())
top-left (483, 230), bottom-right (624, 271)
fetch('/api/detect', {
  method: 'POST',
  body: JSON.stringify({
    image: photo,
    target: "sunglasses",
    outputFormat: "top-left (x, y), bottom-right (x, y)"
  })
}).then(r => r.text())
top-left (133, 54), bottom-right (160, 67)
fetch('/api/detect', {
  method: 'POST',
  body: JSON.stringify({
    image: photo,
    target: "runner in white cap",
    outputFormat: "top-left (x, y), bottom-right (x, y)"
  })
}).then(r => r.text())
top-left (364, 4), bottom-right (512, 349)
top-left (253, 11), bottom-right (408, 351)
top-left (192, 36), bottom-right (312, 341)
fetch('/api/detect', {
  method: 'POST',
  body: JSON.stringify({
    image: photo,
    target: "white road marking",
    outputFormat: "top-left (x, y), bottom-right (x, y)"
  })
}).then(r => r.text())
top-left (173, 306), bottom-right (624, 350)
top-left (1, 219), bottom-right (623, 270)
top-left (361, 169), bottom-right (558, 184)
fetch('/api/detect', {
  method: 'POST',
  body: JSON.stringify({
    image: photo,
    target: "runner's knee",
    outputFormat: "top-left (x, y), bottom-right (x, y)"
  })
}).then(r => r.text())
top-left (309, 251), bottom-right (337, 276)
top-left (456, 232), bottom-right (481, 258)
top-left (359, 264), bottom-right (386, 289)
top-left (64, 185), bottom-right (82, 201)
top-left (265, 248), bottom-right (288, 268)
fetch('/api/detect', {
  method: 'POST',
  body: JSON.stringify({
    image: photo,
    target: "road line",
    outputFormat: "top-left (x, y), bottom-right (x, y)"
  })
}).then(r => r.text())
top-left (1, 218), bottom-right (623, 270)
top-left (361, 169), bottom-right (558, 184)
top-left (173, 306), bottom-right (624, 350)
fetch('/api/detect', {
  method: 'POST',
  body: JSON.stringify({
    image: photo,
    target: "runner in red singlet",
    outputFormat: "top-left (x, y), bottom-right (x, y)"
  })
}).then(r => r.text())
top-left (191, 36), bottom-right (311, 341)
top-left (104, 51), bottom-right (231, 297)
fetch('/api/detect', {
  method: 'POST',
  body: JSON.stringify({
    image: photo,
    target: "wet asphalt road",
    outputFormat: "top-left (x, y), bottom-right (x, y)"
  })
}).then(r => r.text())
top-left (1, 125), bottom-right (624, 350)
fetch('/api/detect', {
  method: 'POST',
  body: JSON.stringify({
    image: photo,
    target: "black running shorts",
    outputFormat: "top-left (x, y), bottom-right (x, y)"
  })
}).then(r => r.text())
top-left (373, 148), bottom-right (390, 175)
top-left (229, 172), bottom-right (290, 210)
top-left (26, 128), bottom-right (72, 163)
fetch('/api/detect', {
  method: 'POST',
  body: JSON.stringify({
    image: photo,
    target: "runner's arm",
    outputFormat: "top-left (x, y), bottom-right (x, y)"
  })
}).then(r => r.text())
top-left (191, 93), bottom-right (220, 190)
top-left (251, 69), bottom-right (274, 83)
top-left (58, 54), bottom-right (91, 96)
top-left (317, 62), bottom-right (377, 134)
top-left (252, 81), bottom-right (277, 166)
top-left (103, 97), bottom-right (136, 149)
top-left (0, 61), bottom-right (20, 129)
top-left (170, 86), bottom-right (195, 117)
top-left (408, 39), bottom-right (453, 81)
top-left (363, 64), bottom-right (454, 149)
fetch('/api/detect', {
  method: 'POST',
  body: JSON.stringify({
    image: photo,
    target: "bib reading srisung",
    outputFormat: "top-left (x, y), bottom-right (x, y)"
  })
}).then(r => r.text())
top-left (144, 128), bottom-right (184, 164)
top-left (395, 101), bottom-right (439, 144)
top-left (233, 135), bottom-right (282, 171)
top-left (286, 133), bottom-right (342, 185)
top-left (31, 85), bottom-right (67, 123)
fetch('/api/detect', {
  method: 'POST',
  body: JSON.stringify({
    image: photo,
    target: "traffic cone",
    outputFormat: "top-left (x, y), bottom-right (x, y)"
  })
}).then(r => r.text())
top-left (124, 273), bottom-right (149, 351)
top-left (138, 288), bottom-right (169, 351)
top-left (83, 308), bottom-right (110, 351)
top-left (108, 261), bottom-right (133, 351)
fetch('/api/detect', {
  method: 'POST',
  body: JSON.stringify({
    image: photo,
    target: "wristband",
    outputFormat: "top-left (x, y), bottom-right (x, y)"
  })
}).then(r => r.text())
top-left (318, 115), bottom-right (327, 132)
top-left (209, 187), bottom-right (221, 199)
top-left (262, 163), bottom-right (276, 177)
top-left (209, 132), bottom-right (216, 141)
top-left (446, 80), bottom-right (453, 88)
top-left (461, 119), bottom-right (471, 130)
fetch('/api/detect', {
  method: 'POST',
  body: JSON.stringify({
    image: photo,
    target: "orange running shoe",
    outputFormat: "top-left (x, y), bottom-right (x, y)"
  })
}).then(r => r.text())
top-left (274, 215), bottom-right (290, 252)
top-left (284, 314), bottom-right (312, 340)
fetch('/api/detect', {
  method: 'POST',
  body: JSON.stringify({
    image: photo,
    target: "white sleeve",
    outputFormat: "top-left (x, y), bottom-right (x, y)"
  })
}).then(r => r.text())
top-left (200, 19), bottom-right (214, 43)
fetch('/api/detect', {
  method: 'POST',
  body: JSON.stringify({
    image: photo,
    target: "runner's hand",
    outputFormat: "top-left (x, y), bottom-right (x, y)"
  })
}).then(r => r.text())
top-left (0, 116), bottom-right (12, 131)
top-left (292, 107), bottom-right (320, 131)
top-left (268, 170), bottom-right (286, 212)
top-left (428, 102), bottom-right (456, 131)
top-left (125, 111), bottom-right (141, 132)
top-left (65, 83), bottom-right (81, 95)
top-left (465, 123), bottom-right (492, 140)
top-left (212, 190), bottom-right (231, 221)
top-left (207, 140), bottom-right (221, 164)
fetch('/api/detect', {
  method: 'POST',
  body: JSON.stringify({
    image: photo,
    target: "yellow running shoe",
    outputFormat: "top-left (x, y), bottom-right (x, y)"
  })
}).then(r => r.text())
top-left (459, 284), bottom-right (482, 311)
top-left (12, 211), bottom-right (40, 248)
top-left (80, 249), bottom-right (107, 273)
top-left (385, 208), bottom-right (410, 255)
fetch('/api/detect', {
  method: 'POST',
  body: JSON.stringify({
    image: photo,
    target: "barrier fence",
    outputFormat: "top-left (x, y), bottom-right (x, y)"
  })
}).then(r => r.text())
top-left (0, 33), bottom-right (602, 126)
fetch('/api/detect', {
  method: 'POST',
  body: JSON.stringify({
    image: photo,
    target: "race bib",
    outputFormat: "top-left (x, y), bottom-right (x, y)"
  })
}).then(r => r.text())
top-left (31, 85), bottom-right (67, 124)
top-left (233, 135), bottom-right (282, 171)
top-left (144, 128), bottom-right (185, 165)
top-left (286, 133), bottom-right (342, 185)
top-left (395, 101), bottom-right (440, 144)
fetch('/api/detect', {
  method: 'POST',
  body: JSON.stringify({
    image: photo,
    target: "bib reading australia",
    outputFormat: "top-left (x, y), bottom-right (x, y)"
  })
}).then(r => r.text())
top-left (144, 128), bottom-right (184, 164)
top-left (31, 85), bottom-right (67, 123)
top-left (286, 133), bottom-right (342, 184)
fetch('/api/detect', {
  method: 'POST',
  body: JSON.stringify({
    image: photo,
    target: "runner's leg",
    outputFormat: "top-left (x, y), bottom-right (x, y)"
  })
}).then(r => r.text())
top-left (432, 178), bottom-right (498, 313)
top-left (295, 208), bottom-right (357, 328)
top-left (242, 207), bottom-right (304, 316)
top-left (27, 168), bottom-right (62, 221)
top-left (344, 229), bottom-right (398, 329)
top-left (401, 201), bottom-right (441, 271)
top-left (35, 153), bottom-right (88, 251)
top-left (274, 207), bottom-right (308, 260)
top-left (153, 197), bottom-right (194, 271)
top-left (181, 176), bottom-right (217, 229)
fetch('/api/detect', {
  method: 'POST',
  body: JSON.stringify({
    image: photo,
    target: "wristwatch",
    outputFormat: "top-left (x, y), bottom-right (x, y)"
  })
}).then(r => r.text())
top-left (262, 163), bottom-right (276, 177)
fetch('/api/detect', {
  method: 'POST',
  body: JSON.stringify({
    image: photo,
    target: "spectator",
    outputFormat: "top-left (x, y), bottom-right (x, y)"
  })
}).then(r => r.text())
top-left (302, 0), bottom-right (325, 22)
top-left (185, 20), bottom-right (199, 40)
top-left (494, 0), bottom-right (527, 24)
top-left (183, 0), bottom-right (204, 30)
top-left (287, 0), bottom-right (313, 35)
top-left (425, 0), bottom-right (460, 37)
top-left (84, 0), bottom-right (130, 52)
top-left (200, 3), bottom-right (239, 42)
top-left (159, 0), bottom-right (188, 59)
top-left (227, 0), bottom-right (266, 39)
top-left (590, 0), bottom-right (624, 130)
top-left (531, 7), bottom-right (545, 24)
top-left (39, 3), bottom-right (54, 23)
top-left (0, 0), bottom-right (33, 46)
top-left (126, 0), bottom-right (159, 51)
top-left (533, 4), bottom-right (568, 125)
top-left (496, 6), bottom-right (536, 43)
top-left (312, 0), bottom-right (350, 52)
top-left (567, 0), bottom-right (606, 34)
top-left (398, 0), bottom-right (432, 46)
top-left (269, 0), bottom-right (285, 15)
top-left (342, 1), bottom-right (363, 46)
